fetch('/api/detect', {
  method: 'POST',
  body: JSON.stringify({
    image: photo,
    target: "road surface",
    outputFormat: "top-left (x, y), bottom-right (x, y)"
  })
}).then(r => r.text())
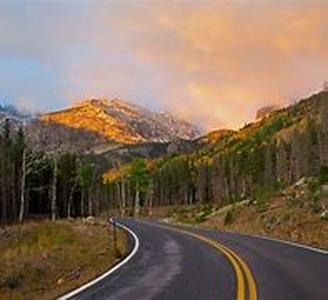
top-left (62, 218), bottom-right (328, 300)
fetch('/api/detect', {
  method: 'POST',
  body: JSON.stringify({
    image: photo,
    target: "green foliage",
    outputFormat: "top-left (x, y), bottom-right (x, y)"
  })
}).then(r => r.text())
top-left (319, 166), bottom-right (328, 184)
top-left (194, 204), bottom-right (214, 223)
top-left (130, 158), bottom-right (150, 193)
top-left (254, 186), bottom-right (275, 211)
top-left (308, 178), bottom-right (321, 213)
top-left (79, 163), bottom-right (94, 189)
top-left (256, 114), bottom-right (292, 141)
top-left (0, 123), bottom-right (109, 222)
top-left (58, 153), bottom-right (78, 182)
top-left (169, 204), bottom-right (215, 224)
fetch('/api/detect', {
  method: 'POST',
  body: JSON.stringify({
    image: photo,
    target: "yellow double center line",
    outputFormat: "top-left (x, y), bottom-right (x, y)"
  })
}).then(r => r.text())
top-left (141, 221), bottom-right (257, 300)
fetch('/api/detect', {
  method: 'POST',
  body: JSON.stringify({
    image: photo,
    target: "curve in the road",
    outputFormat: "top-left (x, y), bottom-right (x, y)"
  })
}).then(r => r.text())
top-left (58, 218), bottom-right (328, 300)
top-left (139, 220), bottom-right (257, 300)
top-left (58, 220), bottom-right (140, 300)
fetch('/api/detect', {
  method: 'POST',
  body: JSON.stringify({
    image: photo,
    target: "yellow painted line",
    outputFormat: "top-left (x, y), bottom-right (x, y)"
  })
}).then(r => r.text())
top-left (187, 232), bottom-right (246, 300)
top-left (139, 220), bottom-right (257, 300)
top-left (221, 243), bottom-right (257, 300)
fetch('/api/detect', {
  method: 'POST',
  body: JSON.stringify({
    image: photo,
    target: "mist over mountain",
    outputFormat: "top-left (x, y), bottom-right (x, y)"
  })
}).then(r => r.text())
top-left (0, 103), bottom-right (31, 120)
top-left (23, 97), bottom-right (201, 160)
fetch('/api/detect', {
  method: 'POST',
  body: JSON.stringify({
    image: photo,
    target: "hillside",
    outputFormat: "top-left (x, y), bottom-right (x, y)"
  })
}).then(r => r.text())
top-left (40, 98), bottom-right (200, 145)
top-left (104, 91), bottom-right (328, 228)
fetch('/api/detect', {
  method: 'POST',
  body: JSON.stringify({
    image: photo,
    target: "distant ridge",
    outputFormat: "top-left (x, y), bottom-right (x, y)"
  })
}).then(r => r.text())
top-left (40, 97), bottom-right (201, 144)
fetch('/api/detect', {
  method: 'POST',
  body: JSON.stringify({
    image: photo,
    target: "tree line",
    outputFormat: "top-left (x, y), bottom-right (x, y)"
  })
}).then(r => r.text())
top-left (0, 119), bottom-right (113, 224)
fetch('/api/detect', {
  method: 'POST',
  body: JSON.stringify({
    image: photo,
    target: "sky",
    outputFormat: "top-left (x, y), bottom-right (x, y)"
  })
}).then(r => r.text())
top-left (0, 0), bottom-right (327, 130)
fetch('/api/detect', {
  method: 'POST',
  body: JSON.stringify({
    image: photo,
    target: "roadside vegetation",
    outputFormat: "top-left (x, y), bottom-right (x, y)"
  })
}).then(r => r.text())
top-left (0, 218), bottom-right (127, 299)
top-left (148, 175), bottom-right (328, 249)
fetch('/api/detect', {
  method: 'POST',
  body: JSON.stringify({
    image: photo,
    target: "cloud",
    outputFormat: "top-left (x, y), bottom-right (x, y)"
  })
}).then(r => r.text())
top-left (0, 0), bottom-right (327, 130)
top-left (106, 1), bottom-right (328, 129)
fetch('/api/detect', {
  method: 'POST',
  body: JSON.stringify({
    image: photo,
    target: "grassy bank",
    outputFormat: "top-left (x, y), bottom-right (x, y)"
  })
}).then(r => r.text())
top-left (0, 219), bottom-right (127, 299)
top-left (202, 196), bottom-right (328, 249)
top-left (148, 179), bottom-right (328, 249)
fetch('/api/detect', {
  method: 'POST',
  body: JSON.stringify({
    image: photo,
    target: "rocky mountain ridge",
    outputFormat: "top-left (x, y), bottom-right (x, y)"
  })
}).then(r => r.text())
top-left (40, 98), bottom-right (200, 145)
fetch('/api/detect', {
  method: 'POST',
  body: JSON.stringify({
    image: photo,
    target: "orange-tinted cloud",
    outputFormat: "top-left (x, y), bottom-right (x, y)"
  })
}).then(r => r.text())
top-left (94, 1), bottom-right (328, 130)
top-left (1, 1), bottom-right (327, 130)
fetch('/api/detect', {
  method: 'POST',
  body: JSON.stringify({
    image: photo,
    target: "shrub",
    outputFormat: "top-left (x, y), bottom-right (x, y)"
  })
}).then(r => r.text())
top-left (194, 204), bottom-right (213, 223)
top-left (319, 166), bottom-right (328, 184)
top-left (224, 210), bottom-right (234, 225)
top-left (2, 271), bottom-right (24, 290)
top-left (254, 185), bottom-right (274, 210)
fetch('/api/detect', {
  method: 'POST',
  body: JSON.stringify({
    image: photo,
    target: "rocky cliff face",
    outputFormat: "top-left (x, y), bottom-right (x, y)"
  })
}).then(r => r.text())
top-left (40, 98), bottom-right (200, 145)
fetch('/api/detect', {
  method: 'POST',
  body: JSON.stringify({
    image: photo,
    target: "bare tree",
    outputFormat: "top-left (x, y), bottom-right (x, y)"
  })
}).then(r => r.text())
top-left (19, 150), bottom-right (48, 224)
top-left (121, 178), bottom-right (127, 216)
top-left (18, 149), bottom-right (27, 224)
top-left (51, 157), bottom-right (58, 221)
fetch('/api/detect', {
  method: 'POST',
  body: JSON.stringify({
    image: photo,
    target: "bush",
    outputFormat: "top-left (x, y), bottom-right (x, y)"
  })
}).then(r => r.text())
top-left (254, 186), bottom-right (274, 210)
top-left (224, 210), bottom-right (234, 225)
top-left (194, 204), bottom-right (213, 223)
top-left (1, 271), bottom-right (24, 290)
top-left (319, 166), bottom-right (328, 184)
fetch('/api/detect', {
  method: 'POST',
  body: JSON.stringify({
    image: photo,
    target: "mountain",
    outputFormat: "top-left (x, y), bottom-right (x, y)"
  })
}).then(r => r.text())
top-left (0, 104), bottom-right (31, 134)
top-left (39, 98), bottom-right (200, 145)
top-left (0, 103), bottom-right (31, 121)
top-left (256, 105), bottom-right (280, 120)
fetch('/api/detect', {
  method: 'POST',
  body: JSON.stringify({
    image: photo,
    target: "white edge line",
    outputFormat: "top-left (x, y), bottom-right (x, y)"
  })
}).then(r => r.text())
top-left (58, 219), bottom-right (140, 300)
top-left (222, 230), bottom-right (328, 255)
top-left (160, 220), bottom-right (328, 255)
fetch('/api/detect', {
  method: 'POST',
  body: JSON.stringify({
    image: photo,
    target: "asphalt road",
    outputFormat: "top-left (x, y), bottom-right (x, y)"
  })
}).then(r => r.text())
top-left (64, 218), bottom-right (328, 300)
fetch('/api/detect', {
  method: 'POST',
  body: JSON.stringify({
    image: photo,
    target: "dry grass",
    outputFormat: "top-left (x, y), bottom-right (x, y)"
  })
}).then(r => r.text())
top-left (0, 219), bottom-right (127, 300)
top-left (203, 196), bottom-right (328, 249)
top-left (148, 196), bottom-right (328, 249)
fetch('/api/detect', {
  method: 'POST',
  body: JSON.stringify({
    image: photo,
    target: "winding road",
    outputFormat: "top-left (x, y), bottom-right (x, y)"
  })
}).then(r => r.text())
top-left (60, 218), bottom-right (328, 300)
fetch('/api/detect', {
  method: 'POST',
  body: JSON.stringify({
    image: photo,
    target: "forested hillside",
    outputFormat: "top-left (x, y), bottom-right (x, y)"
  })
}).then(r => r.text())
top-left (104, 91), bottom-right (328, 215)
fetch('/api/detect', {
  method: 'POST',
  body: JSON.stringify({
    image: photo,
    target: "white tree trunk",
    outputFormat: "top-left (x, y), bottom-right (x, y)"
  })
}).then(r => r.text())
top-left (121, 179), bottom-right (126, 216)
top-left (135, 181), bottom-right (140, 216)
top-left (19, 149), bottom-right (26, 224)
top-left (51, 157), bottom-right (58, 221)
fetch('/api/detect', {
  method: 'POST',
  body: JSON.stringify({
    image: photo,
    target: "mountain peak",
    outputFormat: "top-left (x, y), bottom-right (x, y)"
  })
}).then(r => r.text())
top-left (40, 97), bottom-right (200, 145)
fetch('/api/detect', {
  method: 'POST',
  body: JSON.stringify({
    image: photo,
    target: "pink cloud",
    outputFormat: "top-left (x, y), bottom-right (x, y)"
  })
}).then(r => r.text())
top-left (1, 1), bottom-right (327, 130)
